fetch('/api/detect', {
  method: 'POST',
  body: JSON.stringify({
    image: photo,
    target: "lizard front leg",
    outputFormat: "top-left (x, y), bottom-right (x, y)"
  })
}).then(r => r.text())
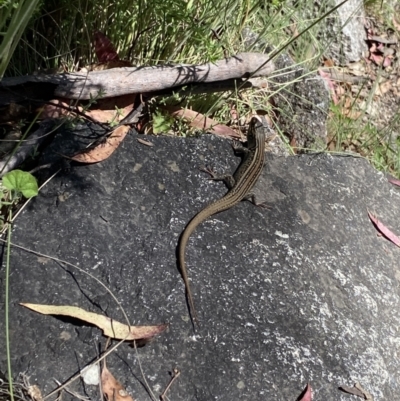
top-left (200, 166), bottom-right (236, 189)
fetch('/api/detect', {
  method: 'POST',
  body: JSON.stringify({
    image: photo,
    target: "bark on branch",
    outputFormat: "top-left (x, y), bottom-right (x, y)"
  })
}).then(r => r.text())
top-left (0, 52), bottom-right (275, 105)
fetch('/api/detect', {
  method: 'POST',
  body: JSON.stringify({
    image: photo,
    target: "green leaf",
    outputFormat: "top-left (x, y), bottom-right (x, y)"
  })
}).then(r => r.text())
top-left (152, 112), bottom-right (173, 134)
top-left (2, 170), bottom-right (38, 198)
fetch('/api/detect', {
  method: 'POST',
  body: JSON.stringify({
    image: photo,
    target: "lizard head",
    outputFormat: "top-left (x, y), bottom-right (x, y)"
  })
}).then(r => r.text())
top-left (247, 115), bottom-right (266, 150)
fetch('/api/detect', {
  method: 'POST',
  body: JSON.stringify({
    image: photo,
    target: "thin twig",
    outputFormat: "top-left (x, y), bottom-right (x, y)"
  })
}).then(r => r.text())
top-left (53, 380), bottom-right (90, 401)
top-left (160, 369), bottom-right (181, 401)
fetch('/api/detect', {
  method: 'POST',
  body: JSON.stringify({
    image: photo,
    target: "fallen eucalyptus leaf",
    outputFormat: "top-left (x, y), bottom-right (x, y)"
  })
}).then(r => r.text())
top-left (21, 303), bottom-right (167, 340)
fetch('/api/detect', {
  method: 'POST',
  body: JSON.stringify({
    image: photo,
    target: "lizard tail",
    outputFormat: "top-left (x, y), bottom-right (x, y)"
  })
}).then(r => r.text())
top-left (178, 199), bottom-right (234, 327)
top-left (178, 217), bottom-right (200, 326)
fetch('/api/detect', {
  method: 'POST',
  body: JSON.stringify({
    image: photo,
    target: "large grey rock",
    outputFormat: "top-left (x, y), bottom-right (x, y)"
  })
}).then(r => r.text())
top-left (323, 0), bottom-right (368, 64)
top-left (290, 0), bottom-right (368, 63)
top-left (270, 53), bottom-right (330, 151)
top-left (310, 0), bottom-right (368, 65)
top-left (0, 123), bottom-right (399, 400)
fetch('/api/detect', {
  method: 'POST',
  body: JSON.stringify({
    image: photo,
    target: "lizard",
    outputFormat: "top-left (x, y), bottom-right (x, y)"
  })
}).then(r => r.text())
top-left (178, 114), bottom-right (267, 326)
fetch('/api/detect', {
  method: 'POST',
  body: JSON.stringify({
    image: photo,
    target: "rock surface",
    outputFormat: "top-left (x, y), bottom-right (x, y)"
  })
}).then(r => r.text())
top-left (324, 0), bottom-right (368, 64)
top-left (271, 53), bottom-right (330, 151)
top-left (0, 124), bottom-right (399, 401)
top-left (242, 27), bottom-right (330, 151)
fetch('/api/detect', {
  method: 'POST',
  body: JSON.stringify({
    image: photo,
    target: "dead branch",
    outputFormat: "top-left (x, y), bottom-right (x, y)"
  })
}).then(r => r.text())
top-left (0, 119), bottom-right (58, 176)
top-left (0, 53), bottom-right (275, 105)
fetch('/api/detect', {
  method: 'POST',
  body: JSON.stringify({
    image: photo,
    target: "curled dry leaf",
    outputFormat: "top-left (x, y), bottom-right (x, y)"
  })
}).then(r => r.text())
top-left (27, 385), bottom-right (43, 401)
top-left (84, 108), bottom-right (128, 124)
top-left (101, 366), bottom-right (135, 401)
top-left (39, 99), bottom-right (72, 119)
top-left (297, 383), bottom-right (312, 401)
top-left (168, 107), bottom-right (241, 139)
top-left (137, 137), bottom-right (154, 147)
top-left (368, 210), bottom-right (400, 247)
top-left (41, 94), bottom-right (135, 123)
top-left (388, 177), bottom-right (400, 187)
top-left (85, 93), bottom-right (135, 123)
top-left (339, 382), bottom-right (373, 400)
top-left (20, 303), bottom-right (167, 341)
top-left (72, 125), bottom-right (129, 164)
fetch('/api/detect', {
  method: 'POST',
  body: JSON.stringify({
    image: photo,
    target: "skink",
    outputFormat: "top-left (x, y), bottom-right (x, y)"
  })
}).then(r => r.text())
top-left (178, 115), bottom-right (267, 326)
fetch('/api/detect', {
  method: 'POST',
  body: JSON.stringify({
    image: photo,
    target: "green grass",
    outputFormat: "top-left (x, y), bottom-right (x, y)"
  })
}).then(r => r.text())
top-left (6, 0), bottom-right (338, 136)
top-left (2, 0), bottom-right (399, 161)
top-left (2, 2), bottom-right (400, 175)
top-left (326, 0), bottom-right (400, 177)
top-left (328, 101), bottom-right (400, 176)
top-left (4, 0), bottom-right (399, 176)
top-left (7, 0), bottom-right (332, 73)
top-left (0, 0), bottom-right (41, 77)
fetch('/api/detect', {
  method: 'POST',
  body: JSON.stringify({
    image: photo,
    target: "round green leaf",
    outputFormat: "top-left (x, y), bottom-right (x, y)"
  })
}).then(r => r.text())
top-left (2, 170), bottom-right (38, 198)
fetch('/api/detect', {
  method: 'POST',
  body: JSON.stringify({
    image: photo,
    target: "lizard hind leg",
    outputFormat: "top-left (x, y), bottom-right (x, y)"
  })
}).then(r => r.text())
top-left (244, 193), bottom-right (272, 208)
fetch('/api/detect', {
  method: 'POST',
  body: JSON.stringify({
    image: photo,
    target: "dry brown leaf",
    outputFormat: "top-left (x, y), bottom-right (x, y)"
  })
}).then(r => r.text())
top-left (376, 80), bottom-right (392, 96)
top-left (85, 94), bottom-right (135, 123)
top-left (168, 107), bottom-right (241, 139)
top-left (20, 303), bottom-right (167, 340)
top-left (101, 366), bottom-right (135, 401)
top-left (297, 383), bottom-right (312, 401)
top-left (342, 107), bottom-right (362, 119)
top-left (40, 94), bottom-right (135, 123)
top-left (347, 61), bottom-right (367, 77)
top-left (388, 177), bottom-right (400, 187)
top-left (85, 109), bottom-right (124, 124)
top-left (39, 99), bottom-right (74, 119)
top-left (27, 385), bottom-right (43, 401)
top-left (324, 59), bottom-right (335, 67)
top-left (339, 96), bottom-right (362, 119)
top-left (335, 86), bottom-right (346, 97)
top-left (72, 125), bottom-right (129, 163)
top-left (368, 211), bottom-right (400, 247)
top-left (339, 382), bottom-right (373, 400)
top-left (137, 138), bottom-right (154, 147)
